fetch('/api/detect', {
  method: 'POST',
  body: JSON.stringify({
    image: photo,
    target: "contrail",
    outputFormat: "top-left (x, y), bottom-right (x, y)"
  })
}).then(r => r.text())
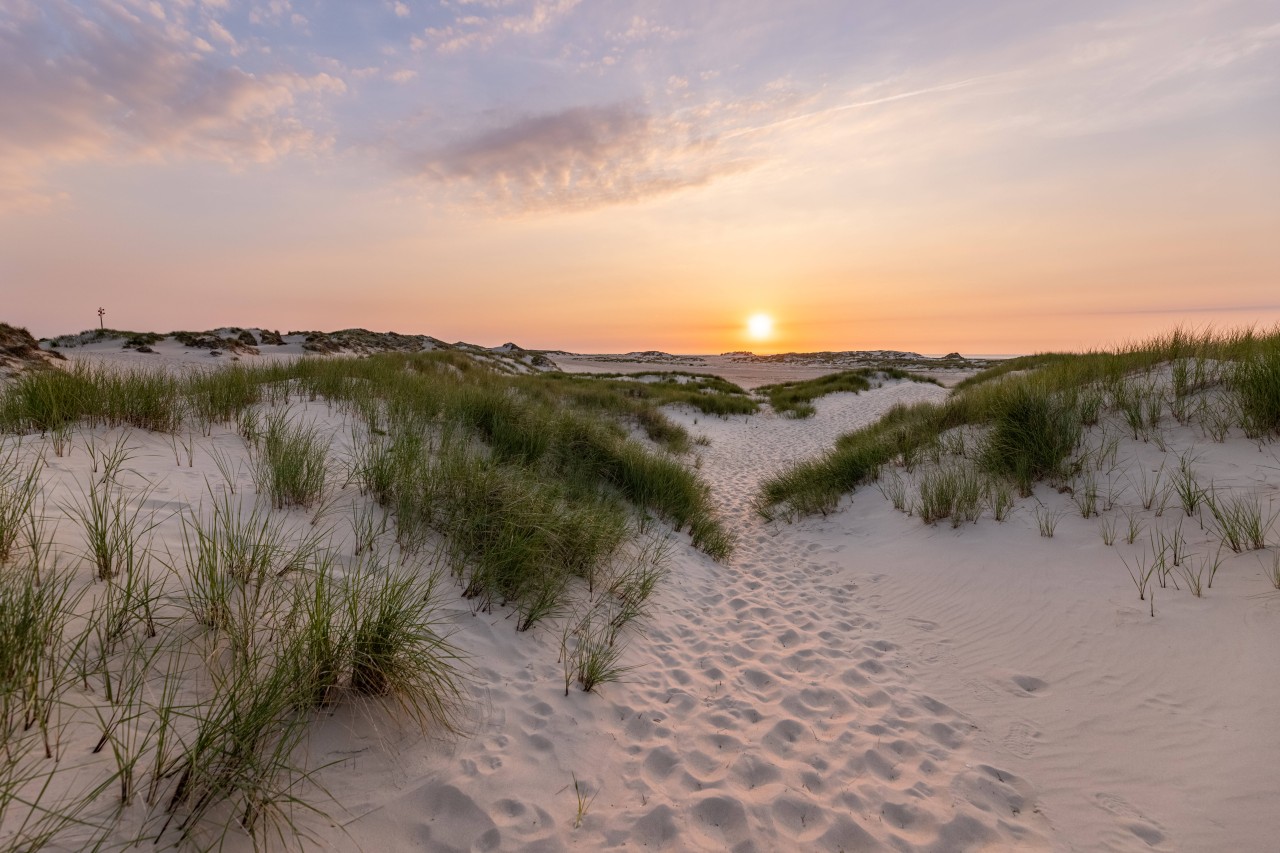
top-left (721, 75), bottom-right (995, 140)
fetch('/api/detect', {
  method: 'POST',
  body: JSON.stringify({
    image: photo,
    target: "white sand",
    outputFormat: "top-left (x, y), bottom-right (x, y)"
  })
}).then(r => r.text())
top-left (3, 352), bottom-right (1277, 851)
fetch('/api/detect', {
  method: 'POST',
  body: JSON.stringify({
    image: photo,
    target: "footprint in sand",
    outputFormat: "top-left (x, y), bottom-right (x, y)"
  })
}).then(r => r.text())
top-left (1095, 792), bottom-right (1168, 847)
top-left (1011, 675), bottom-right (1049, 695)
top-left (918, 641), bottom-right (957, 666)
top-left (1000, 720), bottom-right (1040, 758)
top-left (963, 679), bottom-right (1003, 704)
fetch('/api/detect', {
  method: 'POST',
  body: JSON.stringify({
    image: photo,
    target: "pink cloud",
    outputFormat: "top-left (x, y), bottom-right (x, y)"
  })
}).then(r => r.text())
top-left (0, 0), bottom-right (345, 211)
top-left (407, 102), bottom-right (750, 212)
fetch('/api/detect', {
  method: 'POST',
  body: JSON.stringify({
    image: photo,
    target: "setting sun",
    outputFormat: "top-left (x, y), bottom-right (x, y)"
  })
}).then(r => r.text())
top-left (747, 313), bottom-right (774, 340)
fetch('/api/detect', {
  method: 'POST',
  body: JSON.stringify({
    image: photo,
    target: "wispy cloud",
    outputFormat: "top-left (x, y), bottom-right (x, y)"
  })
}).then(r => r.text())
top-left (417, 0), bottom-right (580, 54)
top-left (939, 1), bottom-right (1280, 139)
top-left (404, 102), bottom-right (749, 211)
top-left (720, 77), bottom-right (996, 141)
top-left (0, 0), bottom-right (344, 210)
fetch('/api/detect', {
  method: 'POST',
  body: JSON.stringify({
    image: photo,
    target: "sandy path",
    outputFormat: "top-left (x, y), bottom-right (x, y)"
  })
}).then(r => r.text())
top-left (633, 384), bottom-right (1050, 850)
top-left (322, 381), bottom-right (1048, 852)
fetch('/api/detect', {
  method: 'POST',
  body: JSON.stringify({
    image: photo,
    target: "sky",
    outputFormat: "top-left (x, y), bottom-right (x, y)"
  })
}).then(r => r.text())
top-left (1, 0), bottom-right (1278, 354)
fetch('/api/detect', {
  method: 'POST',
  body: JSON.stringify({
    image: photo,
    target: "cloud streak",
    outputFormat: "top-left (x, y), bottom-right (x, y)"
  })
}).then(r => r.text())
top-left (720, 77), bottom-right (997, 141)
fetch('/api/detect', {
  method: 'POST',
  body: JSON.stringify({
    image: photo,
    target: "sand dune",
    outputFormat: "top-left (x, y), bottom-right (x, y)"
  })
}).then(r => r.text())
top-left (310, 380), bottom-right (1050, 852)
top-left (1, 347), bottom-right (1276, 851)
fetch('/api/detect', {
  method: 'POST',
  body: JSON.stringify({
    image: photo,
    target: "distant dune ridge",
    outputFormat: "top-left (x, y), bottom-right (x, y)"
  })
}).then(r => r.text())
top-left (29, 326), bottom-right (560, 376)
top-left (44, 326), bottom-right (448, 356)
top-left (28, 325), bottom-right (991, 379)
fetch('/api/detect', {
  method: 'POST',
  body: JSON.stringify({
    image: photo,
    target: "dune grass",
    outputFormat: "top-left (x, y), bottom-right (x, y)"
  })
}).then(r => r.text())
top-left (64, 437), bottom-right (161, 583)
top-left (0, 442), bottom-right (41, 564)
top-left (0, 563), bottom-right (80, 761)
top-left (915, 461), bottom-right (984, 527)
top-left (510, 370), bottom-right (755, 453)
top-left (0, 354), bottom-right (733, 557)
top-left (342, 559), bottom-right (465, 727)
top-left (758, 326), bottom-right (1280, 520)
top-left (251, 412), bottom-right (331, 510)
top-left (981, 381), bottom-right (1082, 496)
top-left (758, 368), bottom-right (942, 418)
top-left (0, 362), bottom-right (187, 435)
top-left (0, 344), bottom-right (730, 849)
top-left (522, 370), bottom-right (757, 415)
top-left (160, 638), bottom-right (319, 846)
top-left (1204, 489), bottom-right (1275, 553)
top-left (1230, 338), bottom-right (1280, 437)
top-left (160, 523), bottom-right (466, 847)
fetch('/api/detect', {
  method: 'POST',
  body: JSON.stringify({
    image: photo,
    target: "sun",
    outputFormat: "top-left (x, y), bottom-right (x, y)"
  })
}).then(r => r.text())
top-left (747, 313), bottom-right (774, 340)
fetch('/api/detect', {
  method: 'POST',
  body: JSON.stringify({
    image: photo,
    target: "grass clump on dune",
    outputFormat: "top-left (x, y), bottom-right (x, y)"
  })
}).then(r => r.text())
top-left (758, 397), bottom-right (970, 518)
top-left (0, 363), bottom-right (186, 434)
top-left (0, 362), bottom-right (99, 434)
top-left (341, 560), bottom-right (466, 727)
top-left (186, 365), bottom-right (262, 433)
top-left (251, 412), bottom-right (331, 510)
top-left (348, 362), bottom-right (736, 561)
top-left (980, 381), bottom-right (1082, 495)
top-left (0, 562), bottom-right (78, 758)
top-left (160, 642), bottom-right (317, 847)
top-left (162, 531), bottom-right (465, 846)
top-left (429, 443), bottom-right (629, 630)
top-left (533, 370), bottom-right (757, 416)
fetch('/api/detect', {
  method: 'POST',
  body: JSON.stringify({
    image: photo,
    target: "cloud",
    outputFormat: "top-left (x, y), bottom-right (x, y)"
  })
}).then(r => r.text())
top-left (405, 103), bottom-right (747, 211)
top-left (420, 0), bottom-right (580, 54)
top-left (927, 1), bottom-right (1280, 140)
top-left (248, 0), bottom-right (292, 26)
top-left (206, 18), bottom-right (239, 53)
top-left (0, 0), bottom-right (345, 211)
top-left (606, 15), bottom-right (685, 46)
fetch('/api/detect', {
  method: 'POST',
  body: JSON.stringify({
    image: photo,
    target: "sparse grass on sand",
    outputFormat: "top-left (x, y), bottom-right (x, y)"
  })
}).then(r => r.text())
top-left (0, 346), bottom-right (726, 848)
top-left (757, 368), bottom-right (942, 418)
top-left (757, 326), bottom-right (1280, 520)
